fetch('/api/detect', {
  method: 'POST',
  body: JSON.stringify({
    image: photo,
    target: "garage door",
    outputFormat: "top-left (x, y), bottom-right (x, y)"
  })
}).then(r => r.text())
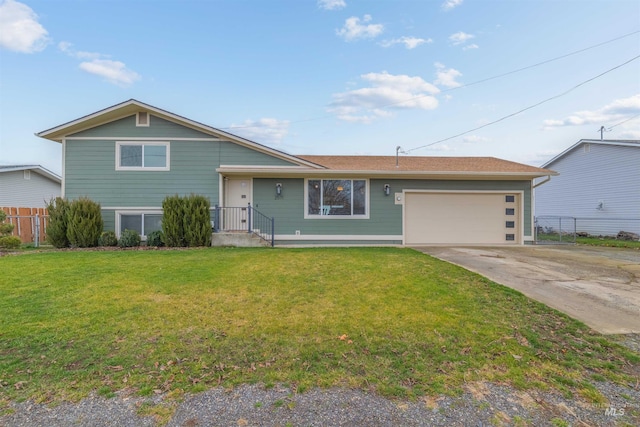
top-left (404, 192), bottom-right (519, 245)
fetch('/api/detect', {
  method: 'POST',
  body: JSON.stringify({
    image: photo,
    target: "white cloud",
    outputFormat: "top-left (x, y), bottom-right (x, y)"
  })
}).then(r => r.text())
top-left (329, 71), bottom-right (440, 123)
top-left (58, 41), bottom-right (103, 60)
top-left (336, 15), bottom-right (383, 41)
top-left (543, 94), bottom-right (640, 129)
top-left (434, 63), bottom-right (463, 88)
top-left (318, 0), bottom-right (346, 10)
top-left (0, 0), bottom-right (49, 53)
top-left (449, 31), bottom-right (474, 45)
top-left (380, 36), bottom-right (432, 49)
top-left (463, 43), bottom-right (479, 50)
top-left (229, 118), bottom-right (290, 145)
top-left (79, 59), bottom-right (140, 87)
top-left (441, 0), bottom-right (463, 11)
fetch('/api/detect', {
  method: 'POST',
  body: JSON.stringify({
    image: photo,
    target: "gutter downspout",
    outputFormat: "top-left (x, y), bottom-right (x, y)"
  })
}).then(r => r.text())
top-left (533, 175), bottom-right (551, 188)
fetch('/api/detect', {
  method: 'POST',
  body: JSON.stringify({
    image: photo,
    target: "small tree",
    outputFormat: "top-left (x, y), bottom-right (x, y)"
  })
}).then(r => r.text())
top-left (183, 194), bottom-right (211, 247)
top-left (67, 197), bottom-right (103, 247)
top-left (46, 197), bottom-right (70, 248)
top-left (0, 210), bottom-right (14, 237)
top-left (0, 210), bottom-right (21, 249)
top-left (162, 195), bottom-right (186, 247)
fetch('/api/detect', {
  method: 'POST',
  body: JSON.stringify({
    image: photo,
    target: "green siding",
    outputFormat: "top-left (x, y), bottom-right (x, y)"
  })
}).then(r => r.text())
top-left (254, 178), bottom-right (533, 237)
top-left (70, 115), bottom-right (214, 139)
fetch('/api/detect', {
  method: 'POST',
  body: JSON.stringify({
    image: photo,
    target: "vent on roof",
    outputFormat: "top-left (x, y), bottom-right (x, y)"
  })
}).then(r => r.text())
top-left (137, 112), bottom-right (149, 127)
top-left (24, 170), bottom-right (30, 180)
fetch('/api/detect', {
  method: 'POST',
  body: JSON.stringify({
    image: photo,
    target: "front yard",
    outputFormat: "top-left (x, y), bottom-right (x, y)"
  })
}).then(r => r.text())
top-left (0, 247), bottom-right (638, 420)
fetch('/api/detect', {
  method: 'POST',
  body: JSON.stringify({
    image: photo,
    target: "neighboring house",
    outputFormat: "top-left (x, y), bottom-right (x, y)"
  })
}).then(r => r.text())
top-left (36, 99), bottom-right (555, 246)
top-left (0, 165), bottom-right (61, 208)
top-left (535, 139), bottom-right (640, 236)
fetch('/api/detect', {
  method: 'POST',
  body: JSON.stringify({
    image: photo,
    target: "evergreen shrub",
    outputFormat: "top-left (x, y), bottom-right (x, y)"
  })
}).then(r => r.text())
top-left (162, 195), bottom-right (185, 247)
top-left (66, 197), bottom-right (103, 247)
top-left (146, 230), bottom-right (164, 247)
top-left (0, 235), bottom-right (21, 249)
top-left (46, 197), bottom-right (70, 248)
top-left (184, 194), bottom-right (211, 247)
top-left (118, 229), bottom-right (141, 248)
top-left (98, 230), bottom-right (118, 247)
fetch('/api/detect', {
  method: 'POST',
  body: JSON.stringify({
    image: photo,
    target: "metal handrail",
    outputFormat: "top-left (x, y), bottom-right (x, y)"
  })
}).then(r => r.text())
top-left (212, 204), bottom-right (274, 247)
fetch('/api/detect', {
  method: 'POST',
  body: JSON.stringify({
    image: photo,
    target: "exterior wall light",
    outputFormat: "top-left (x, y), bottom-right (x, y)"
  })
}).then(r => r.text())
top-left (384, 184), bottom-right (391, 196)
top-left (276, 182), bottom-right (283, 196)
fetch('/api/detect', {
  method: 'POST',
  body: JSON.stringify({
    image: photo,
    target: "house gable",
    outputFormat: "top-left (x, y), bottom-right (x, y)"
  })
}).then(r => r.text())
top-left (68, 115), bottom-right (216, 140)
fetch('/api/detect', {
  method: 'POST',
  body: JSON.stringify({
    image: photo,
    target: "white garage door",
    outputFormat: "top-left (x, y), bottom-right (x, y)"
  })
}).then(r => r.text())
top-left (404, 192), bottom-right (520, 245)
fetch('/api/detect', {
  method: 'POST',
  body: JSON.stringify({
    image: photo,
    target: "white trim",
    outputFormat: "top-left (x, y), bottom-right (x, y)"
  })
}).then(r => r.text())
top-left (401, 189), bottom-right (525, 245)
top-left (303, 178), bottom-right (370, 220)
top-left (65, 136), bottom-right (221, 141)
top-left (115, 209), bottom-right (163, 238)
top-left (136, 112), bottom-right (150, 127)
top-left (115, 141), bottom-right (170, 171)
top-left (61, 139), bottom-right (66, 198)
top-left (103, 206), bottom-right (162, 210)
top-left (275, 234), bottom-right (402, 241)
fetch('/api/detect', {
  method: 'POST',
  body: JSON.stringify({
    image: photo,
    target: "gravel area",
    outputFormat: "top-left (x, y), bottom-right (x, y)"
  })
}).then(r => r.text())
top-left (2, 380), bottom-right (638, 427)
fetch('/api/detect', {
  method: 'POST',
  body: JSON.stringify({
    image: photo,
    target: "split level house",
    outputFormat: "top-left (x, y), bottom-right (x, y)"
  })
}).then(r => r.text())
top-left (37, 99), bottom-right (556, 246)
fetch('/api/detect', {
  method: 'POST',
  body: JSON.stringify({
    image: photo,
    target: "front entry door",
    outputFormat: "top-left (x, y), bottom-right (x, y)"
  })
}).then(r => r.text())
top-left (224, 178), bottom-right (252, 231)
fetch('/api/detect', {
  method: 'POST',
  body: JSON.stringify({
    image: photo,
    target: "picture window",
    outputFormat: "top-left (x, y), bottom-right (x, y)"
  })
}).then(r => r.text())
top-left (116, 141), bottom-right (169, 171)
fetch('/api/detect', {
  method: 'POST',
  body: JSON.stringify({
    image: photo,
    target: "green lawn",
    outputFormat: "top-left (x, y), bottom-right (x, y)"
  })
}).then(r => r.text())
top-left (1, 247), bottom-right (637, 410)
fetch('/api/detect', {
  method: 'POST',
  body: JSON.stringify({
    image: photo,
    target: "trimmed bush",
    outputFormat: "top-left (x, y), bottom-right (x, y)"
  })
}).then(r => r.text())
top-left (46, 197), bottom-right (70, 248)
top-left (67, 198), bottom-right (103, 248)
top-left (0, 235), bottom-right (21, 249)
top-left (118, 229), bottom-right (141, 248)
top-left (162, 195), bottom-right (185, 247)
top-left (98, 231), bottom-right (118, 247)
top-left (183, 194), bottom-right (211, 247)
top-left (146, 230), bottom-right (164, 247)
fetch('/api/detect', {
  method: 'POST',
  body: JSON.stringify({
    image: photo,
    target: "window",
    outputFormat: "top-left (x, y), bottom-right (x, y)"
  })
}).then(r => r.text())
top-left (506, 221), bottom-right (515, 228)
top-left (505, 195), bottom-right (515, 203)
top-left (116, 141), bottom-right (169, 171)
top-left (505, 208), bottom-right (515, 215)
top-left (119, 213), bottom-right (162, 237)
top-left (506, 234), bottom-right (515, 241)
top-left (306, 179), bottom-right (368, 217)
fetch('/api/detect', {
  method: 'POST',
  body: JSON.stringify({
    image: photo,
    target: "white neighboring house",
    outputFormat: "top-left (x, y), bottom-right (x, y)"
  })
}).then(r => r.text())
top-left (535, 139), bottom-right (640, 236)
top-left (0, 165), bottom-right (62, 208)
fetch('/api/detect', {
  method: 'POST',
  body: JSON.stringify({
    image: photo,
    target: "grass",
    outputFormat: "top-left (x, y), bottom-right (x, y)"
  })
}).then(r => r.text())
top-left (537, 233), bottom-right (640, 249)
top-left (0, 247), bottom-right (638, 410)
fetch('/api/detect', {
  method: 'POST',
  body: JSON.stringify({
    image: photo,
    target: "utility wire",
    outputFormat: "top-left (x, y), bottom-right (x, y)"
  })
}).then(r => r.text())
top-left (404, 55), bottom-right (640, 154)
top-left (218, 30), bottom-right (640, 131)
top-left (607, 113), bottom-right (640, 130)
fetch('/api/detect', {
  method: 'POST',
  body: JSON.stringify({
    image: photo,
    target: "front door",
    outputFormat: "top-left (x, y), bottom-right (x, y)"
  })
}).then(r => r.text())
top-left (224, 178), bottom-right (252, 231)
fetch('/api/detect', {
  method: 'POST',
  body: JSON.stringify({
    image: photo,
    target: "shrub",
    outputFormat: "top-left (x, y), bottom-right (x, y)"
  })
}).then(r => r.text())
top-left (0, 210), bottom-right (14, 237)
top-left (118, 229), bottom-right (141, 248)
top-left (67, 198), bottom-right (103, 248)
top-left (98, 230), bottom-right (118, 247)
top-left (0, 235), bottom-right (21, 249)
top-left (146, 230), bottom-right (164, 247)
top-left (162, 195), bottom-right (185, 247)
top-left (183, 194), bottom-right (211, 247)
top-left (46, 197), bottom-right (70, 248)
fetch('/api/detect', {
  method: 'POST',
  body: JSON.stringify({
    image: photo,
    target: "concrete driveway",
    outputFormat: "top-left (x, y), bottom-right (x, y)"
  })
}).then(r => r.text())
top-left (414, 245), bottom-right (640, 334)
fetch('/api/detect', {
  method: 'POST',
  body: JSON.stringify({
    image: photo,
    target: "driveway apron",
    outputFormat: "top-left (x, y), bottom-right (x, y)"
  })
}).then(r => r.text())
top-left (413, 245), bottom-right (640, 334)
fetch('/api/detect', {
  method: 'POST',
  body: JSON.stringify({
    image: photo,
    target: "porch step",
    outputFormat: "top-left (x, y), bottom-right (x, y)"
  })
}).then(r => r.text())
top-left (211, 232), bottom-right (270, 248)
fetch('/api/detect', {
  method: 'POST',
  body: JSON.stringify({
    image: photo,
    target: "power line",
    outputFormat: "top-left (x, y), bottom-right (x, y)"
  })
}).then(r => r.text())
top-left (404, 55), bottom-right (640, 154)
top-left (607, 113), bottom-right (640, 130)
top-left (217, 30), bottom-right (640, 131)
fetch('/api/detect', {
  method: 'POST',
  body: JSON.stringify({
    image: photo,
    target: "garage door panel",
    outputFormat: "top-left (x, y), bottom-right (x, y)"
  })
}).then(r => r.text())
top-left (405, 193), bottom-right (518, 245)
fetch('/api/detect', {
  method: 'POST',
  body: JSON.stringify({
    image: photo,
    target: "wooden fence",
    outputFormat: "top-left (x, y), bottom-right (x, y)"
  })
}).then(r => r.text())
top-left (1, 207), bottom-right (49, 244)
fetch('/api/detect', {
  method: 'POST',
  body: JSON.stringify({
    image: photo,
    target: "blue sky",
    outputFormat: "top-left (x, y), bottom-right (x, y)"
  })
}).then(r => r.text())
top-left (1, 0), bottom-right (639, 176)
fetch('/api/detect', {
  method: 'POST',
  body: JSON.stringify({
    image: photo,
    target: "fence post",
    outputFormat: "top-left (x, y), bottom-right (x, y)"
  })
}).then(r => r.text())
top-left (247, 203), bottom-right (252, 234)
top-left (35, 215), bottom-right (40, 248)
top-left (213, 205), bottom-right (220, 233)
top-left (559, 217), bottom-right (562, 243)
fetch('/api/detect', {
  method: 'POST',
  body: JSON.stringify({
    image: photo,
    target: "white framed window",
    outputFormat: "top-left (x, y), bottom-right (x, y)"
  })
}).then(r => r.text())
top-left (304, 178), bottom-right (369, 219)
top-left (116, 141), bottom-right (170, 171)
top-left (136, 111), bottom-right (150, 127)
top-left (116, 211), bottom-right (163, 238)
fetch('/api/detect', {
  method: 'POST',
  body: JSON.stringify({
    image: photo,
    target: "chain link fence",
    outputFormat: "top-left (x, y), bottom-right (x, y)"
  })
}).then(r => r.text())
top-left (535, 216), bottom-right (640, 244)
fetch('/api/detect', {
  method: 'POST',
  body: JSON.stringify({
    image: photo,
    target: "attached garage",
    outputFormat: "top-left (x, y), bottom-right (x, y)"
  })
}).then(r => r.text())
top-left (404, 191), bottom-right (521, 245)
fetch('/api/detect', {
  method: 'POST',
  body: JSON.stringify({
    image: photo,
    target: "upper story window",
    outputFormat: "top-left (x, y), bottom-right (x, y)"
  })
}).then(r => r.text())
top-left (116, 141), bottom-right (170, 171)
top-left (305, 179), bottom-right (368, 218)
